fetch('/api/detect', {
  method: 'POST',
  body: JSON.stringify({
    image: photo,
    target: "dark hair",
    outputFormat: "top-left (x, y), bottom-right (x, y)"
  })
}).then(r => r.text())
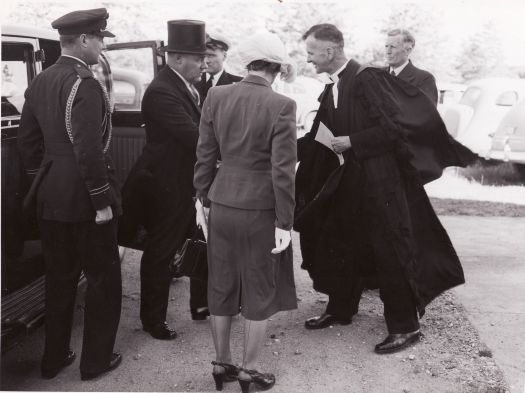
top-left (246, 60), bottom-right (281, 74)
top-left (302, 24), bottom-right (344, 48)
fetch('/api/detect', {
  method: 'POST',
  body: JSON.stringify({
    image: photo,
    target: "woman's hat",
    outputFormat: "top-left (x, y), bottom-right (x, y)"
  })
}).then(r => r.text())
top-left (159, 20), bottom-right (207, 54)
top-left (237, 31), bottom-right (296, 83)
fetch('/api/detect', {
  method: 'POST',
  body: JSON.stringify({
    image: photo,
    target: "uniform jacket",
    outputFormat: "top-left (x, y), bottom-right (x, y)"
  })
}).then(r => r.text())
top-left (18, 56), bottom-right (120, 222)
top-left (391, 60), bottom-right (438, 105)
top-left (118, 66), bottom-right (200, 247)
top-left (194, 74), bottom-right (297, 230)
top-left (195, 70), bottom-right (242, 105)
top-left (296, 60), bottom-right (472, 314)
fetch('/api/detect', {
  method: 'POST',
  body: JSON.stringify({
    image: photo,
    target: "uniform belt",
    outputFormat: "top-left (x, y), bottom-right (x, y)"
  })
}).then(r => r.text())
top-left (45, 142), bottom-right (75, 156)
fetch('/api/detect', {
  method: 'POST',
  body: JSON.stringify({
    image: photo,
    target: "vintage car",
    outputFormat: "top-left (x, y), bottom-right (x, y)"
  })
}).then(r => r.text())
top-left (486, 98), bottom-right (525, 175)
top-left (1, 25), bottom-right (163, 352)
top-left (440, 78), bottom-right (525, 157)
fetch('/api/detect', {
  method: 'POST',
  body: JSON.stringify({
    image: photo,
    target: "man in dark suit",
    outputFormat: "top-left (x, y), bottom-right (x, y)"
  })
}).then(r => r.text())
top-left (195, 32), bottom-right (242, 105)
top-left (123, 20), bottom-right (207, 339)
top-left (297, 24), bottom-right (470, 354)
top-left (385, 28), bottom-right (438, 105)
top-left (190, 32), bottom-right (242, 320)
top-left (17, 8), bottom-right (122, 380)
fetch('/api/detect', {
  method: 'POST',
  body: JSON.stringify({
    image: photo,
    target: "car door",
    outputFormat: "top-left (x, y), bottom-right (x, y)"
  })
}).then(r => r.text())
top-left (101, 40), bottom-right (165, 186)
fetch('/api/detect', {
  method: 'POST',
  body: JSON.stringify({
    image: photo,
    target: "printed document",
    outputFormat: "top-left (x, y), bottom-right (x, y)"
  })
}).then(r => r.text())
top-left (315, 121), bottom-right (344, 165)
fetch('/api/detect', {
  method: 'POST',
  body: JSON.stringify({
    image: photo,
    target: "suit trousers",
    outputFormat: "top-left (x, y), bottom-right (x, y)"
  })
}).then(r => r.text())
top-left (140, 202), bottom-right (206, 326)
top-left (39, 218), bottom-right (122, 374)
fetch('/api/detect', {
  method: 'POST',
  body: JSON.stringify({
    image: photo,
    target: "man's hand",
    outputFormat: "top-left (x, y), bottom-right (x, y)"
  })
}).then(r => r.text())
top-left (271, 227), bottom-right (291, 254)
top-left (331, 136), bottom-right (351, 154)
top-left (195, 198), bottom-right (209, 240)
top-left (95, 206), bottom-right (113, 224)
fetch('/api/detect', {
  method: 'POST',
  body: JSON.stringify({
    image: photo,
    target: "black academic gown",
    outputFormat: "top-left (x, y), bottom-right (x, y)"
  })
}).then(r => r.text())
top-left (296, 60), bottom-right (474, 318)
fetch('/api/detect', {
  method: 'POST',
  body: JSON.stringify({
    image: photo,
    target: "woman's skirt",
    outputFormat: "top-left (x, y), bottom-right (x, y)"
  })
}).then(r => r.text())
top-left (207, 202), bottom-right (297, 321)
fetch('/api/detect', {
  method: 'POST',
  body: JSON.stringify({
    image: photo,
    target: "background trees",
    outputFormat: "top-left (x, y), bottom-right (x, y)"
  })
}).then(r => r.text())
top-left (4, 0), bottom-right (524, 83)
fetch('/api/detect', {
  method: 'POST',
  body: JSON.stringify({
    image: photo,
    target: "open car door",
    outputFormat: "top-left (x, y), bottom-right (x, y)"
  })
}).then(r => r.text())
top-left (100, 40), bottom-right (165, 186)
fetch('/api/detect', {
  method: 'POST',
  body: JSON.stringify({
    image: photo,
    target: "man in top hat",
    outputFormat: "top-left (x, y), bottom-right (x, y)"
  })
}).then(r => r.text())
top-left (121, 20), bottom-right (207, 339)
top-left (17, 8), bottom-right (122, 380)
top-left (385, 28), bottom-right (438, 105)
top-left (195, 32), bottom-right (242, 105)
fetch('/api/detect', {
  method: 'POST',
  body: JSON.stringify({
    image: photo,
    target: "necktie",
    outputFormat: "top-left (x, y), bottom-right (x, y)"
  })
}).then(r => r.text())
top-left (390, 69), bottom-right (396, 76)
top-left (189, 84), bottom-right (200, 105)
top-left (207, 74), bottom-right (214, 89)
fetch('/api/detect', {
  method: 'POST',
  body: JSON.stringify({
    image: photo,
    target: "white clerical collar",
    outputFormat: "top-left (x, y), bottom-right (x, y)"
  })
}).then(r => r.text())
top-left (207, 69), bottom-right (224, 86)
top-left (390, 60), bottom-right (409, 76)
top-left (62, 54), bottom-right (89, 69)
top-left (328, 59), bottom-right (349, 109)
top-left (329, 60), bottom-right (349, 84)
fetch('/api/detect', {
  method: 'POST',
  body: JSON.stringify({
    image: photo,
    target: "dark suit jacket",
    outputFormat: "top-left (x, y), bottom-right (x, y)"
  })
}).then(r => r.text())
top-left (195, 70), bottom-right (242, 105)
top-left (194, 74), bottom-right (297, 230)
top-left (392, 60), bottom-right (438, 105)
top-left (18, 56), bottom-right (120, 222)
top-left (119, 66), bottom-right (200, 246)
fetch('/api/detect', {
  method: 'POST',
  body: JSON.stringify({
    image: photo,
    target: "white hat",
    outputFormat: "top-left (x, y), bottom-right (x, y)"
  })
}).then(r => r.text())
top-left (238, 31), bottom-right (296, 83)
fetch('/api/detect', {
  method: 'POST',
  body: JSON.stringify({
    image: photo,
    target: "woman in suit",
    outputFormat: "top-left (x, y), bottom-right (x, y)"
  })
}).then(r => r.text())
top-left (193, 31), bottom-right (297, 392)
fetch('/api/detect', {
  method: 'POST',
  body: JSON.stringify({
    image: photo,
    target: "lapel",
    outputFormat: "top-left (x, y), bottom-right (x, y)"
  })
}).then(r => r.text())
top-left (216, 71), bottom-right (229, 86)
top-left (337, 59), bottom-right (361, 135)
top-left (397, 60), bottom-right (417, 85)
top-left (162, 66), bottom-right (201, 116)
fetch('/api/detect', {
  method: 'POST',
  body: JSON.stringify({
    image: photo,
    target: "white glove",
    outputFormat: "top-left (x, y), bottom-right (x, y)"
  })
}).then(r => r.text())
top-left (195, 198), bottom-right (209, 240)
top-left (271, 227), bottom-right (291, 254)
top-left (95, 206), bottom-right (113, 224)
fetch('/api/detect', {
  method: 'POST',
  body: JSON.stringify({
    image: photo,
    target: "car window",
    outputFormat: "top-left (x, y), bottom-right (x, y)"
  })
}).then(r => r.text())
top-left (495, 90), bottom-right (518, 107)
top-left (1, 43), bottom-right (33, 117)
top-left (103, 47), bottom-right (154, 111)
top-left (38, 38), bottom-right (61, 70)
top-left (459, 86), bottom-right (482, 108)
top-left (91, 52), bottom-right (114, 109)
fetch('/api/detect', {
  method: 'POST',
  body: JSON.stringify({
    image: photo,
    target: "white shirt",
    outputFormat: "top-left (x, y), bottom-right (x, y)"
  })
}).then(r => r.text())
top-left (206, 69), bottom-right (224, 87)
top-left (329, 60), bottom-right (349, 109)
top-left (169, 66), bottom-right (200, 104)
top-left (389, 60), bottom-right (409, 77)
top-left (62, 54), bottom-right (89, 69)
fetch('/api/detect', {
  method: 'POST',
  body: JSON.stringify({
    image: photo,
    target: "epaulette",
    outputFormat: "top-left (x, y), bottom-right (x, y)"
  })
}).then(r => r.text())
top-left (73, 63), bottom-right (94, 79)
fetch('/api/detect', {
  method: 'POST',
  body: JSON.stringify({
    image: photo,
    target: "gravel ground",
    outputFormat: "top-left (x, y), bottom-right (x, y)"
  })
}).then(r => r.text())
top-left (0, 233), bottom-right (510, 393)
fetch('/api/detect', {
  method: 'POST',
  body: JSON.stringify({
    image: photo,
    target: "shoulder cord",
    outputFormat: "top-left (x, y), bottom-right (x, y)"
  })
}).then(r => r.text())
top-left (65, 77), bottom-right (113, 154)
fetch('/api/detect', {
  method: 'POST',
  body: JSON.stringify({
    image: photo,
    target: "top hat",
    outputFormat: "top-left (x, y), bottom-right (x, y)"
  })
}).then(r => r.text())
top-left (51, 8), bottom-right (115, 38)
top-left (160, 20), bottom-right (207, 55)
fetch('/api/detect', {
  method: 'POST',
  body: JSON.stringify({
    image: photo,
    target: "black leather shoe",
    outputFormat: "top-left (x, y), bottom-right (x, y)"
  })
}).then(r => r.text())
top-left (41, 350), bottom-right (76, 379)
top-left (304, 313), bottom-right (351, 330)
top-left (80, 352), bottom-right (122, 381)
top-left (143, 321), bottom-right (178, 340)
top-left (374, 330), bottom-right (421, 354)
top-left (191, 308), bottom-right (210, 321)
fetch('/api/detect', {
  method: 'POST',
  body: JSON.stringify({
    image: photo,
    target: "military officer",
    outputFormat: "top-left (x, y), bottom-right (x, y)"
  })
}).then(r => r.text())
top-left (195, 32), bottom-right (242, 105)
top-left (18, 8), bottom-right (123, 380)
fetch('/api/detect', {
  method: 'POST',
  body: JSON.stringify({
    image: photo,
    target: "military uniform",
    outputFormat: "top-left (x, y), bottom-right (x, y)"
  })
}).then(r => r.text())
top-left (17, 8), bottom-right (122, 379)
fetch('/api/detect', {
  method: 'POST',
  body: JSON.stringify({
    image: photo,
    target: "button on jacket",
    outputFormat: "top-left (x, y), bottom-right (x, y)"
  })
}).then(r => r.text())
top-left (18, 56), bottom-right (121, 222)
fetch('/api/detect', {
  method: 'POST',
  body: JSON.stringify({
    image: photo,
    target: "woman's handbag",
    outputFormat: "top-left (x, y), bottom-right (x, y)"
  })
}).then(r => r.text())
top-left (169, 229), bottom-right (208, 280)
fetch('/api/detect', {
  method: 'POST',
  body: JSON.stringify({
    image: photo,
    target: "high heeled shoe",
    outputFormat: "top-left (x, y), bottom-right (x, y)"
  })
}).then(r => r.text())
top-left (238, 368), bottom-right (276, 393)
top-left (211, 361), bottom-right (239, 391)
